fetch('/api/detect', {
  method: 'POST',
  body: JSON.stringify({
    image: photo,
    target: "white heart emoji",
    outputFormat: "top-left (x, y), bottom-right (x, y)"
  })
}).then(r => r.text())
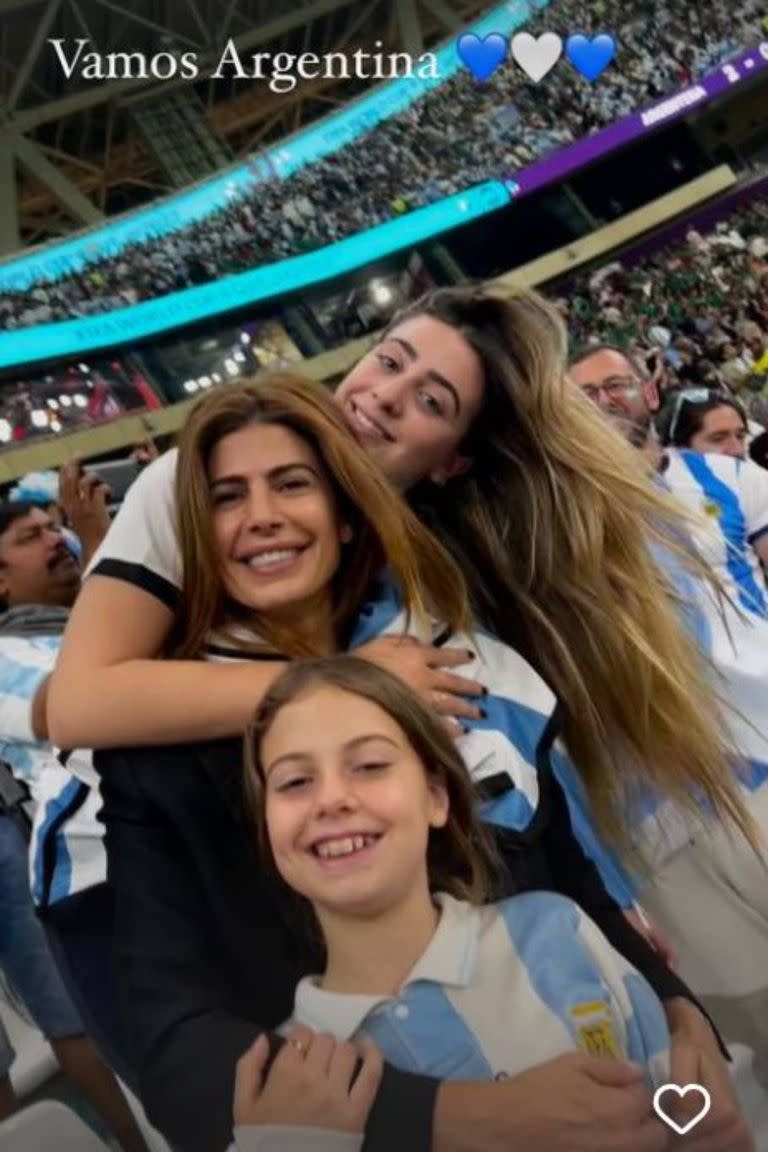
top-left (653, 1083), bottom-right (711, 1136)
top-left (510, 31), bottom-right (563, 83)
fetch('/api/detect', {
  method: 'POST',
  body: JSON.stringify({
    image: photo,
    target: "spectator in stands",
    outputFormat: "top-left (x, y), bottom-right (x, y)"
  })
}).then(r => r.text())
top-left (0, 500), bottom-right (145, 1150)
top-left (49, 288), bottom-right (749, 1152)
top-left (570, 342), bottom-right (768, 1086)
top-left (564, 195), bottom-right (768, 407)
top-left (0, 0), bottom-right (765, 328)
top-left (656, 389), bottom-right (749, 459)
top-left (232, 656), bottom-right (671, 1151)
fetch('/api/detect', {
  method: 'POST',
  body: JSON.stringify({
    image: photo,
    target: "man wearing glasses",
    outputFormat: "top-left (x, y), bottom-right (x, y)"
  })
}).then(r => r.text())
top-left (569, 340), bottom-right (768, 1139)
top-left (569, 344), bottom-right (768, 608)
top-left (569, 345), bottom-right (664, 457)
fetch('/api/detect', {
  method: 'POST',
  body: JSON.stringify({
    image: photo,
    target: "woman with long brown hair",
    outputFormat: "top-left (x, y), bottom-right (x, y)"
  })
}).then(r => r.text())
top-left (45, 287), bottom-right (753, 1152)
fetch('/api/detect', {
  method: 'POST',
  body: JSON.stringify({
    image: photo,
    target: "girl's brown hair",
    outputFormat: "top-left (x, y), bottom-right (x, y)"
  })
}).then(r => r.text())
top-left (244, 655), bottom-right (502, 906)
top-left (390, 285), bottom-right (758, 854)
top-left (172, 372), bottom-right (470, 658)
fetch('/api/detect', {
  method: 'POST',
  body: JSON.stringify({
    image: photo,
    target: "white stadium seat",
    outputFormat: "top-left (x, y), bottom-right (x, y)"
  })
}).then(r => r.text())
top-left (0, 1100), bottom-right (110, 1152)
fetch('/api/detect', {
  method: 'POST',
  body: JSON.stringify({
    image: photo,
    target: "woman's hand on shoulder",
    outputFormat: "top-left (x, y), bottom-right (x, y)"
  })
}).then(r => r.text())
top-left (234, 1029), bottom-right (382, 1133)
top-left (356, 635), bottom-right (486, 732)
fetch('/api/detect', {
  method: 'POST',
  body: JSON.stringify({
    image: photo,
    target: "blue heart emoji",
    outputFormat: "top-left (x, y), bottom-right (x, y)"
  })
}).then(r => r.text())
top-left (456, 32), bottom-right (508, 83)
top-left (565, 33), bottom-right (616, 82)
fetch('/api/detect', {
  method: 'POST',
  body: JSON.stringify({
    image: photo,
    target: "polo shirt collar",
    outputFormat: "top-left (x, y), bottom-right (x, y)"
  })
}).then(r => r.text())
top-left (293, 893), bottom-right (480, 1039)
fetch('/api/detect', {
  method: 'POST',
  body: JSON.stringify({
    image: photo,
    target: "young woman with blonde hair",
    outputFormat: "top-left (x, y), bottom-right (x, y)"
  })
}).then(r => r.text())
top-left (44, 289), bottom-right (753, 1152)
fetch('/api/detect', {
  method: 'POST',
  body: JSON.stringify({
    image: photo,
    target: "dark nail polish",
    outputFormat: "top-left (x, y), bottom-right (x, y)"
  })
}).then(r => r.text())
top-left (479, 708), bottom-right (487, 719)
top-left (461, 725), bottom-right (470, 735)
top-left (466, 650), bottom-right (475, 660)
top-left (481, 686), bottom-right (488, 696)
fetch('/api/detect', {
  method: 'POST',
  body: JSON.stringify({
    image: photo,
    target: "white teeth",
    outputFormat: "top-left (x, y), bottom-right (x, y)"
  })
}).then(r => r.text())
top-left (353, 404), bottom-right (386, 439)
top-left (247, 549), bottom-right (300, 569)
top-left (315, 835), bottom-right (376, 859)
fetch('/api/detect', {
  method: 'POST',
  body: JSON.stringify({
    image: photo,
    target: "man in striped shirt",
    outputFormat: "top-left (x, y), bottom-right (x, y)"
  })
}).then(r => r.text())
top-left (0, 499), bottom-right (146, 1150)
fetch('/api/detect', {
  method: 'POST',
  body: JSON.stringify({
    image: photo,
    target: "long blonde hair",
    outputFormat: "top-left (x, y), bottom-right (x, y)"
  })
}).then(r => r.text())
top-left (397, 285), bottom-right (758, 852)
top-left (172, 372), bottom-right (470, 659)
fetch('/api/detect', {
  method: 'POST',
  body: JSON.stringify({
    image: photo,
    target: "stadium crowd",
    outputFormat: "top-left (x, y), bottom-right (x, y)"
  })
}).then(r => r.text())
top-left (1, 0), bottom-right (765, 331)
top-left (562, 192), bottom-right (768, 421)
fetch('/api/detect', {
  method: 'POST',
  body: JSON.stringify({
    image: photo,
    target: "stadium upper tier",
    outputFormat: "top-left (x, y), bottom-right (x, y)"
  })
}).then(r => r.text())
top-left (0, 0), bottom-right (765, 356)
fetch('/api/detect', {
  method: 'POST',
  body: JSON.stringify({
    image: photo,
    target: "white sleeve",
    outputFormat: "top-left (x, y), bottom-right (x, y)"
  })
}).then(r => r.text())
top-left (0, 637), bottom-right (54, 742)
top-left (738, 459), bottom-right (768, 544)
top-left (85, 447), bottom-right (181, 606)
top-left (232, 1127), bottom-right (363, 1152)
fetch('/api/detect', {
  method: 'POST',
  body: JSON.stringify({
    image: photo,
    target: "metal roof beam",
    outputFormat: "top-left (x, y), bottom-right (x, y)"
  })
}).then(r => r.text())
top-left (11, 128), bottom-right (104, 225)
top-left (0, 130), bottom-right (20, 255)
top-left (14, 0), bottom-right (357, 130)
top-left (419, 0), bottom-right (463, 33)
top-left (8, 0), bottom-right (63, 110)
top-left (395, 0), bottom-right (423, 53)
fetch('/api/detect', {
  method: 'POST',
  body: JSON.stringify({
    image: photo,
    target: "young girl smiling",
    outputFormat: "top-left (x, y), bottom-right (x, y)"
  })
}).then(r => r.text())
top-left (234, 655), bottom-right (674, 1151)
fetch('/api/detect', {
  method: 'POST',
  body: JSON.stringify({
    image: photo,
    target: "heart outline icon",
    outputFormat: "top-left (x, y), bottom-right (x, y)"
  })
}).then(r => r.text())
top-left (456, 32), bottom-right (508, 83)
top-left (565, 33), bottom-right (616, 82)
top-left (653, 1083), bottom-right (711, 1136)
top-left (511, 31), bottom-right (563, 83)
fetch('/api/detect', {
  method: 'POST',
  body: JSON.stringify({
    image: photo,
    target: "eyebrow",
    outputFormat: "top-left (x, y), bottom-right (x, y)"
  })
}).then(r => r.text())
top-left (209, 462), bottom-right (319, 488)
top-left (265, 733), bottom-right (400, 776)
top-left (387, 336), bottom-right (461, 417)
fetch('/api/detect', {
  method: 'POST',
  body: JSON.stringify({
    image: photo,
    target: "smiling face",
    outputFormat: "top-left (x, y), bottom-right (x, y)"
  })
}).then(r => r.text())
top-left (334, 314), bottom-right (486, 491)
top-left (262, 683), bottom-right (449, 918)
top-left (208, 422), bottom-right (347, 629)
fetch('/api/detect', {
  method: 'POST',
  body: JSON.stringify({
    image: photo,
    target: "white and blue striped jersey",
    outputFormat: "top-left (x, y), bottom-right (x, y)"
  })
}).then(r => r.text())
top-left (0, 633), bottom-right (59, 787)
top-left (284, 891), bottom-right (670, 1085)
top-left (235, 892), bottom-right (671, 1152)
top-left (350, 579), bottom-right (637, 909)
top-left (0, 632), bottom-right (104, 906)
top-left (661, 451), bottom-right (768, 836)
top-left (663, 450), bottom-right (768, 619)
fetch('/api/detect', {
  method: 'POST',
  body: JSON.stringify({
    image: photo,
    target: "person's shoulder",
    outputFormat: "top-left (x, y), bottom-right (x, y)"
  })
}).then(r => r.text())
top-left (95, 736), bottom-right (241, 789)
top-left (485, 891), bottom-right (582, 949)
top-left (136, 446), bottom-right (178, 495)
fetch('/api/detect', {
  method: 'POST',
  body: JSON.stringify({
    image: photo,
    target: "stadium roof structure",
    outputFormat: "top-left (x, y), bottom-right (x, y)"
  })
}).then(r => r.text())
top-left (0, 0), bottom-right (490, 254)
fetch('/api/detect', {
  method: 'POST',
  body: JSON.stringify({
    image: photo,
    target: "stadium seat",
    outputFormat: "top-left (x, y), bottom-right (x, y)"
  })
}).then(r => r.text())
top-left (0, 981), bottom-right (57, 1098)
top-left (0, 1099), bottom-right (110, 1152)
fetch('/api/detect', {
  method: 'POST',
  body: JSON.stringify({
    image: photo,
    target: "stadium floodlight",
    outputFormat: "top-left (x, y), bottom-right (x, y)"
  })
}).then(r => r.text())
top-left (47, 399), bottom-right (59, 410)
top-left (233, 350), bottom-right (246, 363)
top-left (370, 280), bottom-right (393, 306)
top-left (78, 363), bottom-right (90, 373)
top-left (59, 395), bottom-right (72, 407)
top-left (212, 372), bottom-right (222, 383)
top-left (240, 332), bottom-right (251, 344)
top-left (31, 409), bottom-right (48, 428)
top-left (50, 420), bottom-right (62, 433)
top-left (199, 376), bottom-right (212, 388)
top-left (183, 380), bottom-right (198, 393)
top-left (224, 358), bottom-right (239, 376)
top-left (0, 421), bottom-right (12, 443)
top-left (74, 395), bottom-right (88, 408)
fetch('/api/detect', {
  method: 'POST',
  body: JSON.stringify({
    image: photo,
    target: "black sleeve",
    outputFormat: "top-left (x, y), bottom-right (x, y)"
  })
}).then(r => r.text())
top-left (541, 772), bottom-right (727, 1056)
top-left (99, 750), bottom-right (438, 1152)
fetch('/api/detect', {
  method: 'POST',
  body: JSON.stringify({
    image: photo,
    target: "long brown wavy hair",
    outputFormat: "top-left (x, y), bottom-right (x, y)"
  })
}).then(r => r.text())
top-left (172, 372), bottom-right (469, 659)
top-left (390, 285), bottom-right (758, 853)
top-left (244, 655), bottom-right (503, 907)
